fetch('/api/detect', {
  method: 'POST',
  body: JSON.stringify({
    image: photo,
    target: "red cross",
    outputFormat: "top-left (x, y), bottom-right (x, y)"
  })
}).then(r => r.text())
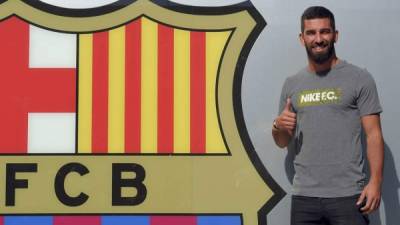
top-left (0, 17), bottom-right (75, 153)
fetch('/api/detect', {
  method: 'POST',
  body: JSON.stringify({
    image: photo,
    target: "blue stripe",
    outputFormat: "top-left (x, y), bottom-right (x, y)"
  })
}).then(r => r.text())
top-left (198, 216), bottom-right (241, 225)
top-left (102, 216), bottom-right (149, 225)
top-left (5, 216), bottom-right (53, 225)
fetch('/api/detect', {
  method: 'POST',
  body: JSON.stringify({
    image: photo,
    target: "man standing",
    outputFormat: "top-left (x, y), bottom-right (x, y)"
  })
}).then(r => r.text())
top-left (272, 6), bottom-right (384, 225)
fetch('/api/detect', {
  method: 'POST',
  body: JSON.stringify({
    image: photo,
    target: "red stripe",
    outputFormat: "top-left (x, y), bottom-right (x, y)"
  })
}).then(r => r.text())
top-left (151, 216), bottom-right (197, 225)
top-left (125, 19), bottom-right (142, 153)
top-left (0, 17), bottom-right (30, 153)
top-left (92, 32), bottom-right (109, 153)
top-left (190, 32), bottom-right (206, 154)
top-left (158, 24), bottom-right (174, 153)
top-left (0, 216), bottom-right (3, 225)
top-left (0, 18), bottom-right (27, 153)
top-left (53, 216), bottom-right (101, 225)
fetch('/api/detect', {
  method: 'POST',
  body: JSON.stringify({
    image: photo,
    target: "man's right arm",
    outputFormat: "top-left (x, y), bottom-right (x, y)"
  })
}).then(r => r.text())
top-left (272, 98), bottom-right (296, 148)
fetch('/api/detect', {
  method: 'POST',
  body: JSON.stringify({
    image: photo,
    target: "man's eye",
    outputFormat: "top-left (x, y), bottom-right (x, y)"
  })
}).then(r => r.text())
top-left (321, 30), bottom-right (332, 34)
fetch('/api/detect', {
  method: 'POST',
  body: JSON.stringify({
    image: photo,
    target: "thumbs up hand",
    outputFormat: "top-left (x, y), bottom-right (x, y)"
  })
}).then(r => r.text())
top-left (275, 98), bottom-right (297, 136)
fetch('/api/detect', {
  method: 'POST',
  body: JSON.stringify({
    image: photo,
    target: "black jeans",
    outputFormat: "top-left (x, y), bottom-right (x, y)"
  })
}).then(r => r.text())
top-left (291, 195), bottom-right (369, 225)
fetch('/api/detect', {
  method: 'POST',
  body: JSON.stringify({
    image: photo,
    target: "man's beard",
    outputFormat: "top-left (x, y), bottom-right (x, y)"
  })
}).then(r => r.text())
top-left (305, 41), bottom-right (335, 64)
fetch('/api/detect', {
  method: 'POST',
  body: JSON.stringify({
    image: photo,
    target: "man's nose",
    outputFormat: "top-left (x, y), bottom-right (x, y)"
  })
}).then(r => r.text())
top-left (315, 33), bottom-right (323, 43)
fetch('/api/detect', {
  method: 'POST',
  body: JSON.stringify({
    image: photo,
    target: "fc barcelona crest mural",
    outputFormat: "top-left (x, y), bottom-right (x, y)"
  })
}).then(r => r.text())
top-left (0, 0), bottom-right (284, 224)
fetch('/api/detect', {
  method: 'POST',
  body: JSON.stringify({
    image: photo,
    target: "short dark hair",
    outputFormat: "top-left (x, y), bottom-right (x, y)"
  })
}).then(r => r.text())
top-left (301, 6), bottom-right (335, 32)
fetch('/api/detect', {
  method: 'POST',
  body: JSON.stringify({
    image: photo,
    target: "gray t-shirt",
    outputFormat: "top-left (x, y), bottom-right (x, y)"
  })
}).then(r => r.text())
top-left (278, 60), bottom-right (382, 197)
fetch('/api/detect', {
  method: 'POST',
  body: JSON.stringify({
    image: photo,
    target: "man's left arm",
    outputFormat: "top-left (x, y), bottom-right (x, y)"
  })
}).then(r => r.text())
top-left (357, 114), bottom-right (384, 214)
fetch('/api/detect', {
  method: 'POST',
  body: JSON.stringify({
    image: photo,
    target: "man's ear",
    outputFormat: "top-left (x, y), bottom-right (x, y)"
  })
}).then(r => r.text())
top-left (334, 30), bottom-right (339, 43)
top-left (299, 33), bottom-right (305, 46)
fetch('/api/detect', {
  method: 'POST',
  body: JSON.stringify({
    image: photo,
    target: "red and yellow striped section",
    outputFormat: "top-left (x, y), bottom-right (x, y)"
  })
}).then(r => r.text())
top-left (78, 17), bottom-right (230, 154)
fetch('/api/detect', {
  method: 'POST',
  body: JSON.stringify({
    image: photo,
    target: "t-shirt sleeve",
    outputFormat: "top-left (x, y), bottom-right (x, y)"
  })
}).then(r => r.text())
top-left (356, 70), bottom-right (382, 117)
top-left (278, 78), bottom-right (290, 116)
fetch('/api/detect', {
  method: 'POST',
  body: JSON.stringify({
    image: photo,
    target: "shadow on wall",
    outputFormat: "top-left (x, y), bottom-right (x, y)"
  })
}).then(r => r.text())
top-left (368, 143), bottom-right (400, 225)
top-left (284, 135), bottom-right (400, 225)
